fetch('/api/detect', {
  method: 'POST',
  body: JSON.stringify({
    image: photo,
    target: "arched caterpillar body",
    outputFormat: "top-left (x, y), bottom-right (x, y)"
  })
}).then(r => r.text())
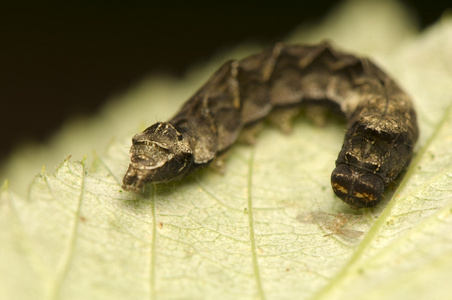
top-left (122, 42), bottom-right (418, 209)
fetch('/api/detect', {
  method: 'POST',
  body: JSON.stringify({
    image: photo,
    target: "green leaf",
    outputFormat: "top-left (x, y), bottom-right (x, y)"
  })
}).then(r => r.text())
top-left (2, 1), bottom-right (452, 299)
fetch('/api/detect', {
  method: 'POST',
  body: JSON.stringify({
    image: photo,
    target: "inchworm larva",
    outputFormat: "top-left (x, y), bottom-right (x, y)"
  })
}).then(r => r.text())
top-left (122, 42), bottom-right (418, 209)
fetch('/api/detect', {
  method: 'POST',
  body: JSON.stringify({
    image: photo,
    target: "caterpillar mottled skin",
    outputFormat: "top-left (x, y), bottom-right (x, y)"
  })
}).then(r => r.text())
top-left (122, 42), bottom-right (418, 209)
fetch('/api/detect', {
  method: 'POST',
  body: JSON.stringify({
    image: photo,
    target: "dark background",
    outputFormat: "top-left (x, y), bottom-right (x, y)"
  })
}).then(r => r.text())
top-left (1, 0), bottom-right (449, 162)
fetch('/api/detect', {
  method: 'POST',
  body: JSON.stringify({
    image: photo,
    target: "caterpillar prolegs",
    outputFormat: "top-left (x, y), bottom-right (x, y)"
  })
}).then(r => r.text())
top-left (122, 42), bottom-right (418, 209)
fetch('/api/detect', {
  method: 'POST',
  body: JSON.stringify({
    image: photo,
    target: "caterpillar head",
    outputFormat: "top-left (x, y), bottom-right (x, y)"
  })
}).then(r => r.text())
top-left (122, 122), bottom-right (193, 193)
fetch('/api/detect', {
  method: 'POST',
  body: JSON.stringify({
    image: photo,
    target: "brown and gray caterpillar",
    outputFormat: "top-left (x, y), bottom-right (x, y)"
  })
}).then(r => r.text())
top-left (122, 42), bottom-right (418, 209)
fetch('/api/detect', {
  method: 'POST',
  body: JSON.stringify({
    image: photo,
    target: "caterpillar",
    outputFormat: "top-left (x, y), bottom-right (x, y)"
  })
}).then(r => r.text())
top-left (122, 42), bottom-right (418, 209)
